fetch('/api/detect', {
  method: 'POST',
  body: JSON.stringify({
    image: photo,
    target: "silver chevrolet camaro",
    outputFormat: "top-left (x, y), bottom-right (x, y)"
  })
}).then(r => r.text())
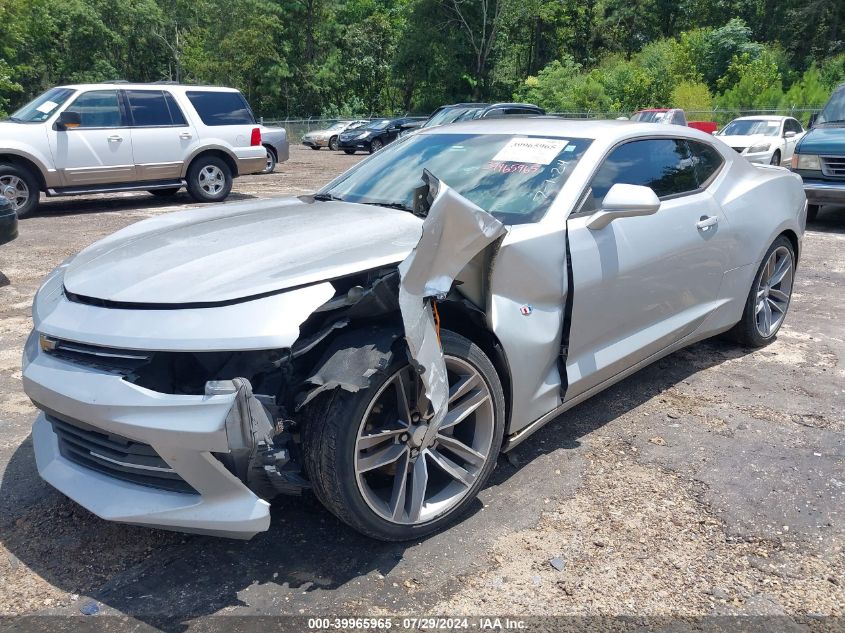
top-left (23, 119), bottom-right (806, 541)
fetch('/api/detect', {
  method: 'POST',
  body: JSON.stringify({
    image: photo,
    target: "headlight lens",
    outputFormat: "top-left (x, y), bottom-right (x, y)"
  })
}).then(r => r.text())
top-left (357, 131), bottom-right (372, 139)
top-left (794, 154), bottom-right (821, 170)
top-left (748, 143), bottom-right (771, 153)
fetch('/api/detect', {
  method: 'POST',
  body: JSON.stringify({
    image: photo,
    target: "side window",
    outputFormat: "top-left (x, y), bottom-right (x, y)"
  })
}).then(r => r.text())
top-left (126, 90), bottom-right (173, 127)
top-left (67, 90), bottom-right (123, 128)
top-left (687, 140), bottom-right (724, 187)
top-left (589, 139), bottom-right (698, 207)
top-left (163, 92), bottom-right (188, 126)
top-left (185, 91), bottom-right (255, 126)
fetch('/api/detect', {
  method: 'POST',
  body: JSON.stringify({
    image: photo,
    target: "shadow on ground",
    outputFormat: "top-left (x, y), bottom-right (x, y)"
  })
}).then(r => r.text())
top-left (24, 191), bottom-right (257, 219)
top-left (0, 335), bottom-right (749, 629)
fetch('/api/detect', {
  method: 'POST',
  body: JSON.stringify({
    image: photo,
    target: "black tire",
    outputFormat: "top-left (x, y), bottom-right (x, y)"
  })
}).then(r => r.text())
top-left (728, 235), bottom-right (795, 348)
top-left (148, 187), bottom-right (180, 197)
top-left (310, 146), bottom-right (321, 151)
top-left (263, 147), bottom-right (277, 173)
top-left (770, 150), bottom-right (781, 166)
top-left (370, 138), bottom-right (384, 153)
top-left (301, 329), bottom-right (506, 541)
top-left (807, 204), bottom-right (820, 222)
top-left (0, 163), bottom-right (40, 218)
top-left (329, 136), bottom-right (339, 151)
top-left (344, 149), bottom-right (355, 155)
top-left (185, 155), bottom-right (232, 203)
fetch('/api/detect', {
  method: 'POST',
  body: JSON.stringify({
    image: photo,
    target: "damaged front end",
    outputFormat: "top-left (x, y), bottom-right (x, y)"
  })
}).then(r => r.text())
top-left (24, 173), bottom-right (519, 538)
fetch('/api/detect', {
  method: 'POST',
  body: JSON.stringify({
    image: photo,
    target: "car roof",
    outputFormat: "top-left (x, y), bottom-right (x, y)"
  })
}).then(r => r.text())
top-left (55, 83), bottom-right (242, 93)
top-left (419, 117), bottom-right (719, 144)
top-left (732, 115), bottom-right (789, 121)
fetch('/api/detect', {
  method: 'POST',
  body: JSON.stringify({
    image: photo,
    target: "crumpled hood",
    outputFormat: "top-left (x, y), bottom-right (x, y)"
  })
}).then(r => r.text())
top-left (717, 134), bottom-right (773, 149)
top-left (797, 125), bottom-right (845, 155)
top-left (63, 197), bottom-right (423, 304)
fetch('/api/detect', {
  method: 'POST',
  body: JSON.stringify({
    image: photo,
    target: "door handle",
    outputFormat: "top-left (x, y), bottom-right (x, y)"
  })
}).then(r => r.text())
top-left (179, 132), bottom-right (193, 140)
top-left (107, 135), bottom-right (123, 142)
top-left (696, 215), bottom-right (718, 231)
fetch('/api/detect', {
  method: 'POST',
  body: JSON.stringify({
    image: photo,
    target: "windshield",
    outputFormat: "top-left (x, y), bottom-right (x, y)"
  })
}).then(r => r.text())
top-left (424, 107), bottom-right (475, 128)
top-left (817, 87), bottom-right (845, 125)
top-left (364, 119), bottom-right (391, 130)
top-left (320, 132), bottom-right (592, 224)
top-left (720, 119), bottom-right (780, 136)
top-left (631, 111), bottom-right (668, 123)
top-left (8, 87), bottom-right (76, 123)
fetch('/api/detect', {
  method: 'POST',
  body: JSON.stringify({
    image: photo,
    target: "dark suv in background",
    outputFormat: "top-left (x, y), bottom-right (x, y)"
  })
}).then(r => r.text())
top-left (790, 82), bottom-right (845, 221)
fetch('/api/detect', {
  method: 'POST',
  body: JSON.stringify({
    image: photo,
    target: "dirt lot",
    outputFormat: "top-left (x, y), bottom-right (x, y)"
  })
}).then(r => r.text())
top-left (0, 145), bottom-right (844, 626)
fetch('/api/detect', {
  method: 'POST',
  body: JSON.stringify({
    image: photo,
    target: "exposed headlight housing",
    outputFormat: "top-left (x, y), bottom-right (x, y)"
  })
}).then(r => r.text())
top-left (357, 131), bottom-right (372, 139)
top-left (748, 143), bottom-right (771, 154)
top-left (793, 153), bottom-right (821, 170)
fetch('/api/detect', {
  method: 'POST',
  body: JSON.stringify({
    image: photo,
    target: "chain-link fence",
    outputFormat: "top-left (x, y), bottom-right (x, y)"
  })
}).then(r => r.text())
top-left (261, 107), bottom-right (822, 142)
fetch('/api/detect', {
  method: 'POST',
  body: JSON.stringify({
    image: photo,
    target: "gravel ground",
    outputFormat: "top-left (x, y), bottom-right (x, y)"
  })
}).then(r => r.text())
top-left (0, 145), bottom-right (843, 625)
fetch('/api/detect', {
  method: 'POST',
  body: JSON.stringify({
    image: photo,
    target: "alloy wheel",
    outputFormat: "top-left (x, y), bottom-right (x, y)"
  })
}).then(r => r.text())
top-left (1, 175), bottom-right (29, 211)
top-left (354, 357), bottom-right (495, 525)
top-left (755, 245), bottom-right (793, 338)
top-left (198, 165), bottom-right (225, 195)
top-left (264, 150), bottom-right (276, 173)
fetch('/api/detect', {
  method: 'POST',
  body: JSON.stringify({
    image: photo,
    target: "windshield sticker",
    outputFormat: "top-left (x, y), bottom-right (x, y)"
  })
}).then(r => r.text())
top-left (35, 100), bottom-right (59, 114)
top-left (493, 138), bottom-right (568, 164)
top-left (484, 161), bottom-right (542, 174)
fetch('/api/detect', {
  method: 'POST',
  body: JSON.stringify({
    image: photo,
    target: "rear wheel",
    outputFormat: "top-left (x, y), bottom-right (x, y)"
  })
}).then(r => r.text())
top-left (807, 204), bottom-right (820, 222)
top-left (148, 187), bottom-right (180, 197)
top-left (263, 147), bottom-right (277, 173)
top-left (0, 164), bottom-right (39, 217)
top-left (728, 235), bottom-right (795, 347)
top-left (186, 155), bottom-right (232, 203)
top-left (329, 136), bottom-right (339, 151)
top-left (301, 330), bottom-right (505, 541)
top-left (370, 138), bottom-right (384, 153)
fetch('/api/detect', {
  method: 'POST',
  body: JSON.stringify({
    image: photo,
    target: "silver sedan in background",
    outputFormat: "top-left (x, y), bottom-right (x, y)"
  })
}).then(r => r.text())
top-left (259, 125), bottom-right (290, 173)
top-left (23, 120), bottom-right (805, 541)
top-left (302, 120), bottom-right (369, 151)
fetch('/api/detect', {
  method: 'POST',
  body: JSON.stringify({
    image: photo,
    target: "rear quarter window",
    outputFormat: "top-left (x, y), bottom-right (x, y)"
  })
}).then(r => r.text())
top-left (185, 91), bottom-right (255, 126)
top-left (687, 140), bottom-right (724, 187)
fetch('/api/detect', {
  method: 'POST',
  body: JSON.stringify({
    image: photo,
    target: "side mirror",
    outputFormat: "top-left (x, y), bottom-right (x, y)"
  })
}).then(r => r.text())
top-left (587, 183), bottom-right (661, 230)
top-left (808, 112), bottom-right (818, 128)
top-left (784, 130), bottom-right (796, 138)
top-left (56, 110), bottom-right (81, 130)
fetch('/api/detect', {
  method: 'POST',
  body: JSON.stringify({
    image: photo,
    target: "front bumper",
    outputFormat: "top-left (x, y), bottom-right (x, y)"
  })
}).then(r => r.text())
top-left (743, 150), bottom-right (777, 165)
top-left (337, 138), bottom-right (371, 151)
top-left (302, 137), bottom-right (328, 148)
top-left (0, 208), bottom-right (18, 246)
top-left (801, 179), bottom-right (845, 205)
top-left (23, 332), bottom-right (271, 539)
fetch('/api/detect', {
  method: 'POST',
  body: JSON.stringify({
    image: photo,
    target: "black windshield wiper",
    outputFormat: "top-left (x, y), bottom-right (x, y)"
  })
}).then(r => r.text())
top-left (312, 193), bottom-right (346, 202)
top-left (357, 201), bottom-right (414, 212)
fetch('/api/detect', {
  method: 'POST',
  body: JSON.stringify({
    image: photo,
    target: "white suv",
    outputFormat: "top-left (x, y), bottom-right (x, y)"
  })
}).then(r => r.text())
top-left (0, 83), bottom-right (268, 216)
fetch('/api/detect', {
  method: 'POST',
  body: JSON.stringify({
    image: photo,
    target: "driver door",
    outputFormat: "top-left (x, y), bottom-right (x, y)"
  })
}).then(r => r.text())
top-left (564, 138), bottom-right (730, 400)
top-left (49, 89), bottom-right (136, 187)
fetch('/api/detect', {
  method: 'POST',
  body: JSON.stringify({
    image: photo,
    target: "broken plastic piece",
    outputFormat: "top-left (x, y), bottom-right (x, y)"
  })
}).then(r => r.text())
top-left (398, 172), bottom-right (506, 429)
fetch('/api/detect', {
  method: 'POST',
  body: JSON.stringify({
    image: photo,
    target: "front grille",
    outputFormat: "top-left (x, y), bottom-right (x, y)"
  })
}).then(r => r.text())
top-left (40, 335), bottom-right (152, 374)
top-left (48, 413), bottom-right (197, 494)
top-left (821, 156), bottom-right (845, 178)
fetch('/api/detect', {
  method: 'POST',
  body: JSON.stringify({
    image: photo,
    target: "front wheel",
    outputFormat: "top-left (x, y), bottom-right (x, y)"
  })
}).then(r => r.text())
top-left (807, 204), bottom-right (820, 222)
top-left (310, 146), bottom-right (321, 151)
top-left (728, 235), bottom-right (795, 347)
top-left (301, 330), bottom-right (505, 541)
top-left (186, 156), bottom-right (232, 203)
top-left (770, 150), bottom-right (781, 166)
top-left (343, 149), bottom-right (355, 155)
